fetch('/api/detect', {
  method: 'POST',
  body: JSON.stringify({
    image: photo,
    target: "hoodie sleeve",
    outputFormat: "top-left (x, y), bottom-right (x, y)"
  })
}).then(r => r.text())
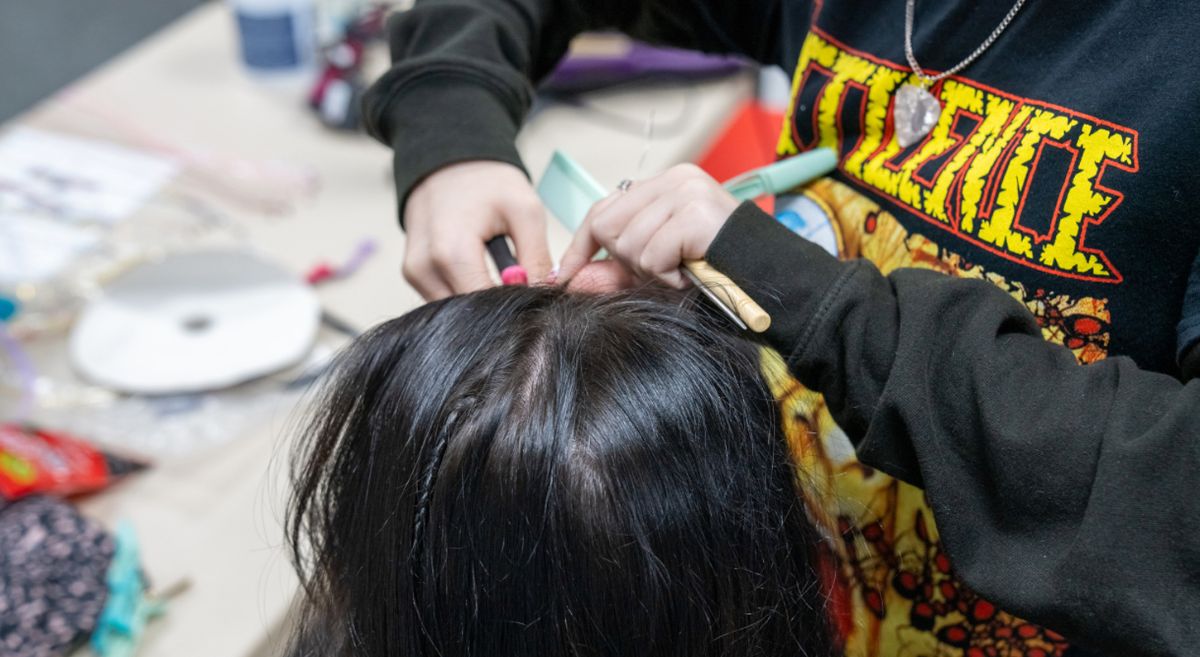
top-left (705, 200), bottom-right (1200, 657)
top-left (362, 0), bottom-right (789, 221)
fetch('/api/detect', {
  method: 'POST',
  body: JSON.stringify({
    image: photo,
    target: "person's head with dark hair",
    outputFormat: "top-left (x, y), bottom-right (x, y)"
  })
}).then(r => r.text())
top-left (287, 286), bottom-right (836, 657)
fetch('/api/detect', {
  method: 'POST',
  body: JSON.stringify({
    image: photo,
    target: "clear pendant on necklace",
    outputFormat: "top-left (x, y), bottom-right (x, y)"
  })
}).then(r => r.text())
top-left (893, 83), bottom-right (941, 148)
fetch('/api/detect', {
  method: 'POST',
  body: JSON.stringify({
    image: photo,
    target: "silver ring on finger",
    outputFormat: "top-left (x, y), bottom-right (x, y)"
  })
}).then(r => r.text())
top-left (617, 178), bottom-right (633, 193)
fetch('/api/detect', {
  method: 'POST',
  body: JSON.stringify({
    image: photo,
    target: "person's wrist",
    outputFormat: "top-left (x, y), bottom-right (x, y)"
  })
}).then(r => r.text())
top-left (382, 84), bottom-right (526, 226)
top-left (400, 158), bottom-right (529, 230)
top-left (702, 192), bottom-right (740, 254)
top-left (706, 201), bottom-right (851, 346)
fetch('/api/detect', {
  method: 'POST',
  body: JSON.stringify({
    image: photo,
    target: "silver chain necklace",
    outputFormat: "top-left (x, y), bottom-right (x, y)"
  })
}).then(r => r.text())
top-left (893, 0), bottom-right (1028, 147)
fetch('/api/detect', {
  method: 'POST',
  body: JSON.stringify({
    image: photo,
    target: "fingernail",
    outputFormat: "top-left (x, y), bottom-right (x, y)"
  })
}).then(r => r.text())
top-left (544, 267), bottom-right (559, 285)
top-left (501, 265), bottom-right (528, 286)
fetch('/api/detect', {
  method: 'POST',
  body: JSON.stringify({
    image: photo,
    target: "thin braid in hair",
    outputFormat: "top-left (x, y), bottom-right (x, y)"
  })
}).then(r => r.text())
top-left (411, 406), bottom-right (463, 575)
top-left (408, 405), bottom-right (465, 657)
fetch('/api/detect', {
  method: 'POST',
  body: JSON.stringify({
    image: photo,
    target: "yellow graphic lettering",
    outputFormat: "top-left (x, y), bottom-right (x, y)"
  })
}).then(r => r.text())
top-left (957, 100), bottom-right (1028, 235)
top-left (977, 110), bottom-right (1076, 258)
top-left (778, 33), bottom-right (840, 156)
top-left (841, 63), bottom-right (906, 181)
top-left (814, 49), bottom-right (878, 153)
top-left (901, 80), bottom-right (984, 224)
top-left (926, 86), bottom-right (1016, 226)
top-left (775, 30), bottom-right (1138, 282)
top-left (1038, 124), bottom-right (1134, 279)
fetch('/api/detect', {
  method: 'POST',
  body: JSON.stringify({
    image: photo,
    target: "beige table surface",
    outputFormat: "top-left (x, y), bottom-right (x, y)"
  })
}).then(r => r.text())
top-left (9, 2), bottom-right (753, 655)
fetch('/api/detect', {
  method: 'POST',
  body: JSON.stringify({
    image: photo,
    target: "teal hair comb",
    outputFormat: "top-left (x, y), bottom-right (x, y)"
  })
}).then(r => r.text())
top-left (536, 151), bottom-right (609, 232)
top-left (536, 147), bottom-right (838, 229)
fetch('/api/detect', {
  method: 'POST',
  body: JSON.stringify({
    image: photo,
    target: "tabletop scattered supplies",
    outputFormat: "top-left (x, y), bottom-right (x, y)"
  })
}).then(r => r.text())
top-left (91, 522), bottom-right (168, 657)
top-left (0, 424), bottom-right (153, 656)
top-left (0, 128), bottom-right (179, 224)
top-left (0, 129), bottom-right (175, 657)
top-left (69, 249), bottom-right (321, 395)
top-left (0, 128), bottom-right (179, 287)
top-left (0, 423), bottom-right (146, 501)
top-left (0, 214), bottom-right (100, 287)
top-left (0, 495), bottom-right (114, 657)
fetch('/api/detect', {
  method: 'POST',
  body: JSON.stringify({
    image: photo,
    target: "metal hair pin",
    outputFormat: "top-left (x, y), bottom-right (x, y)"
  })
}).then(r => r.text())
top-left (681, 266), bottom-right (749, 331)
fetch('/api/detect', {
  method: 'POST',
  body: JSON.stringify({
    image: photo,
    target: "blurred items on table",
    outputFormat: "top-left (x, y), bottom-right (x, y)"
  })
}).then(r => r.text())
top-left (0, 133), bottom-right (332, 460)
top-left (0, 495), bottom-right (115, 657)
top-left (0, 3), bottom-right (401, 656)
top-left (0, 424), bottom-right (169, 657)
top-left (0, 119), bottom-right (323, 656)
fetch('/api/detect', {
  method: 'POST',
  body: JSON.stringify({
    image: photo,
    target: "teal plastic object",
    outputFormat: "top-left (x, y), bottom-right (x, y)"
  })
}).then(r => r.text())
top-left (535, 148), bottom-right (839, 231)
top-left (536, 150), bottom-right (609, 232)
top-left (723, 147), bottom-right (838, 201)
top-left (0, 294), bottom-right (16, 322)
top-left (91, 522), bottom-right (165, 657)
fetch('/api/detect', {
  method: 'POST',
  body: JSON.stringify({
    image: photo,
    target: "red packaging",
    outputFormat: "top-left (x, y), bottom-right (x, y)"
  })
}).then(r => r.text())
top-left (0, 424), bottom-right (142, 500)
top-left (695, 99), bottom-right (787, 214)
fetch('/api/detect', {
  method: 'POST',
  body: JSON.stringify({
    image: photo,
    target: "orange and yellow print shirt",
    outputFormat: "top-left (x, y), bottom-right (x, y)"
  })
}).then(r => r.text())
top-left (765, 2), bottom-right (1200, 656)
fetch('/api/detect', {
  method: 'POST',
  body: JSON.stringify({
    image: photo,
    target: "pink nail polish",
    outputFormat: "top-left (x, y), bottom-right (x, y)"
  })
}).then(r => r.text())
top-left (500, 265), bottom-right (528, 286)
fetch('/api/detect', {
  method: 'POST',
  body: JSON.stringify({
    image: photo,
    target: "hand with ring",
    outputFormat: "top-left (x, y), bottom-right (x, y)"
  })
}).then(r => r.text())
top-left (557, 164), bottom-right (738, 292)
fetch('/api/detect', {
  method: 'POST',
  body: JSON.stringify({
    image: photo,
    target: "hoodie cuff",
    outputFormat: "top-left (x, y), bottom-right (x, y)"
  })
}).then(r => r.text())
top-left (705, 200), bottom-right (853, 356)
top-left (364, 75), bottom-right (528, 227)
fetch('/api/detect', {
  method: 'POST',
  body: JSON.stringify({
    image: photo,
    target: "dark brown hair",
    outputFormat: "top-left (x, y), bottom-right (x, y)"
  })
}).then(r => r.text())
top-left (287, 286), bottom-right (836, 657)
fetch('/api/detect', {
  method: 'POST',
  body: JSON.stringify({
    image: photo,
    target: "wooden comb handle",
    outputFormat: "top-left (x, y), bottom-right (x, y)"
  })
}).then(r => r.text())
top-left (682, 259), bottom-right (771, 333)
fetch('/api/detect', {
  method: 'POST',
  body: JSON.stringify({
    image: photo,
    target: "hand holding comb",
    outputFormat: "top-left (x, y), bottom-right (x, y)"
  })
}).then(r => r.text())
top-left (537, 148), bottom-right (837, 332)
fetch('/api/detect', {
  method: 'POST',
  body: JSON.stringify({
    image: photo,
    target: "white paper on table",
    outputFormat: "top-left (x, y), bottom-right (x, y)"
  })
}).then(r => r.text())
top-left (0, 213), bottom-right (101, 285)
top-left (0, 127), bottom-right (180, 224)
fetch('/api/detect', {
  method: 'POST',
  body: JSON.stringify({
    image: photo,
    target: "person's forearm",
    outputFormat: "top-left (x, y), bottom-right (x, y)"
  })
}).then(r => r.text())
top-left (362, 0), bottom-right (784, 219)
top-left (706, 201), bottom-right (1200, 657)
